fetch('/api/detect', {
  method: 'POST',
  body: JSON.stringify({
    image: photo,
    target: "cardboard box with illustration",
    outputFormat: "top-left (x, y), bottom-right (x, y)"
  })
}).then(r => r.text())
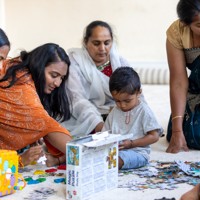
top-left (66, 131), bottom-right (131, 200)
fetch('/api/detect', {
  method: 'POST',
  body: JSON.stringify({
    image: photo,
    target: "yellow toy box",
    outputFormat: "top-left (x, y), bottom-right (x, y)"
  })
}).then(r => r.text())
top-left (0, 150), bottom-right (19, 197)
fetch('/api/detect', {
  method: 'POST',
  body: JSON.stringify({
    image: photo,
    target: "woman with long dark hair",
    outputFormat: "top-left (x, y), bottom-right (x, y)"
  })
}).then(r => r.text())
top-left (0, 42), bottom-right (71, 166)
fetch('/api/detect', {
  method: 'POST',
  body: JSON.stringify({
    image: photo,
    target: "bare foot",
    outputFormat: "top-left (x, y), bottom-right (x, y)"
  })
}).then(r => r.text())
top-left (45, 154), bottom-right (66, 167)
top-left (20, 145), bottom-right (43, 166)
top-left (180, 184), bottom-right (200, 200)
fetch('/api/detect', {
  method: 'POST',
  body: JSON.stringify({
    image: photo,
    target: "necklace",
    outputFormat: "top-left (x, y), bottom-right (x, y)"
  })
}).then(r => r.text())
top-left (97, 60), bottom-right (110, 71)
top-left (125, 111), bottom-right (131, 124)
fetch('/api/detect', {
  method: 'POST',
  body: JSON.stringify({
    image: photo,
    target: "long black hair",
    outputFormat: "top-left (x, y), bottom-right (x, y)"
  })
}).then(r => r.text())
top-left (0, 43), bottom-right (71, 121)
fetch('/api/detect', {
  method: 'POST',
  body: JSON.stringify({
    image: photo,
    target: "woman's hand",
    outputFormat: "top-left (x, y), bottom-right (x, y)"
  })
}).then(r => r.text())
top-left (166, 130), bottom-right (189, 153)
top-left (119, 140), bottom-right (133, 150)
top-left (21, 145), bottom-right (44, 166)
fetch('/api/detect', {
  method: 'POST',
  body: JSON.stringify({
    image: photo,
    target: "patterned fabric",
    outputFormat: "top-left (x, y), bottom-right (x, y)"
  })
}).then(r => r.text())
top-left (101, 64), bottom-right (112, 77)
top-left (0, 60), bottom-right (70, 154)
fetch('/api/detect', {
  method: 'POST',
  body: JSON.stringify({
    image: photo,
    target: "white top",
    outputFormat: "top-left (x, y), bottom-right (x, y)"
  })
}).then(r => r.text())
top-left (61, 44), bottom-right (130, 137)
top-left (102, 101), bottom-right (164, 160)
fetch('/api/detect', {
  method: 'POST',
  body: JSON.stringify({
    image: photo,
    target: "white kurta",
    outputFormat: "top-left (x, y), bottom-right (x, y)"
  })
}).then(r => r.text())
top-left (61, 45), bottom-right (129, 137)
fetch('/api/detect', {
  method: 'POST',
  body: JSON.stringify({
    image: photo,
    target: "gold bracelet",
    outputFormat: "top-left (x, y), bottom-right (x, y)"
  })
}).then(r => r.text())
top-left (171, 115), bottom-right (183, 121)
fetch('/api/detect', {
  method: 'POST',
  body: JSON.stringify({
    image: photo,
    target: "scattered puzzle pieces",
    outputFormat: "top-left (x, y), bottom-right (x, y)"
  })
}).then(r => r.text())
top-left (118, 160), bottom-right (200, 191)
top-left (24, 187), bottom-right (56, 200)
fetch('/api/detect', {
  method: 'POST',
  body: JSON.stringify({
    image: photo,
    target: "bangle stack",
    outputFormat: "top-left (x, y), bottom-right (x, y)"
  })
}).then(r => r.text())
top-left (171, 115), bottom-right (183, 121)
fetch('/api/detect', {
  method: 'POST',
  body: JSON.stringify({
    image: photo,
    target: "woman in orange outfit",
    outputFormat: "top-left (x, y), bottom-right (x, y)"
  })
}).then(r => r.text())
top-left (0, 39), bottom-right (71, 166)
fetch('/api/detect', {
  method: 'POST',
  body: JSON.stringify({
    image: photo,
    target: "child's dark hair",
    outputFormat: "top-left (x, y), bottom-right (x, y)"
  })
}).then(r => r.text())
top-left (109, 66), bottom-right (141, 95)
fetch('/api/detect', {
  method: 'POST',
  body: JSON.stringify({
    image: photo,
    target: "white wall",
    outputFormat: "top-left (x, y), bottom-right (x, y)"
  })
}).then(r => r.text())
top-left (0, 0), bottom-right (5, 28)
top-left (2, 0), bottom-right (179, 63)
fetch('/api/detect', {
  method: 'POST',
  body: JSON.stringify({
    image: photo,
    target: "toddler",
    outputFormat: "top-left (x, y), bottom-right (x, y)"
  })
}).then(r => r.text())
top-left (102, 67), bottom-right (163, 169)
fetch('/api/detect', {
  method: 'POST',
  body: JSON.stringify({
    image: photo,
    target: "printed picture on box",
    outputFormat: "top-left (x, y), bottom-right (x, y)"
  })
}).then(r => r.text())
top-left (67, 146), bottom-right (79, 166)
top-left (107, 147), bottom-right (117, 169)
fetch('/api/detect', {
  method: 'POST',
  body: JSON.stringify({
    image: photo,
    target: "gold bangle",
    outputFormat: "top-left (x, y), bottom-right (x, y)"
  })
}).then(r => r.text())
top-left (171, 116), bottom-right (183, 121)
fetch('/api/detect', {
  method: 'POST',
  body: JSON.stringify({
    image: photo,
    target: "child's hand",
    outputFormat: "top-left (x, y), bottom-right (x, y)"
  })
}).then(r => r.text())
top-left (119, 140), bottom-right (133, 150)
